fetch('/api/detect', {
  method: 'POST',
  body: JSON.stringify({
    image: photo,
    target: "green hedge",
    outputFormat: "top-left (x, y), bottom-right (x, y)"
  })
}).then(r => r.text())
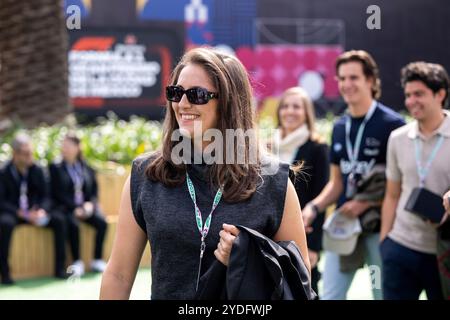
top-left (0, 113), bottom-right (162, 171)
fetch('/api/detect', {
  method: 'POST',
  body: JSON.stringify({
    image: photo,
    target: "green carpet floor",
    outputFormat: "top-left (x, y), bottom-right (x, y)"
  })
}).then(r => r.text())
top-left (0, 265), bottom-right (426, 300)
top-left (0, 268), bottom-right (151, 300)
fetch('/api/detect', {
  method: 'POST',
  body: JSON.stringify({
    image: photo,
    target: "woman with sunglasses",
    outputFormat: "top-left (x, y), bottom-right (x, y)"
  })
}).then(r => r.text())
top-left (100, 47), bottom-right (310, 299)
top-left (272, 87), bottom-right (330, 297)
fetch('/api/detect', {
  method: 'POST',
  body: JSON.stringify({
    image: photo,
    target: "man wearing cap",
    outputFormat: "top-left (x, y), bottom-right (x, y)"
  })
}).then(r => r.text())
top-left (381, 62), bottom-right (450, 300)
top-left (302, 50), bottom-right (405, 300)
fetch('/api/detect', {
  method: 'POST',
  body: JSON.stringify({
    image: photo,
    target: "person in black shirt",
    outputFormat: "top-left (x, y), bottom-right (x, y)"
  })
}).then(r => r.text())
top-left (0, 134), bottom-right (67, 285)
top-left (272, 87), bottom-right (330, 296)
top-left (49, 133), bottom-right (107, 276)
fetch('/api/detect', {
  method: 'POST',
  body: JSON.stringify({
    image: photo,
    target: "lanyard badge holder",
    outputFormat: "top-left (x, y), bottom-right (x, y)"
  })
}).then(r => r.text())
top-left (414, 135), bottom-right (444, 189)
top-left (74, 184), bottom-right (84, 206)
top-left (11, 166), bottom-right (29, 217)
top-left (344, 103), bottom-right (377, 199)
top-left (67, 163), bottom-right (84, 206)
top-left (346, 172), bottom-right (358, 199)
top-left (19, 181), bottom-right (29, 218)
top-left (185, 172), bottom-right (223, 292)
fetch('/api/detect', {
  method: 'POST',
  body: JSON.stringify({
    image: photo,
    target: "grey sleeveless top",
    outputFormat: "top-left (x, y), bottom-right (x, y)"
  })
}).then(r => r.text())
top-left (130, 153), bottom-right (290, 300)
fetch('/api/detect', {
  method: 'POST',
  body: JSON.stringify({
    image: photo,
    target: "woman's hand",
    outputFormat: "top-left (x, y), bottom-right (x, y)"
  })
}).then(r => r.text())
top-left (440, 190), bottom-right (450, 225)
top-left (214, 223), bottom-right (240, 266)
top-left (308, 250), bottom-right (319, 269)
top-left (443, 190), bottom-right (450, 213)
top-left (302, 205), bottom-right (316, 234)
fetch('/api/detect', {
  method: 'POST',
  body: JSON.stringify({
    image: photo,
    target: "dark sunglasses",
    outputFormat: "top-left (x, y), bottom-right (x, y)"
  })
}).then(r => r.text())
top-left (166, 85), bottom-right (219, 105)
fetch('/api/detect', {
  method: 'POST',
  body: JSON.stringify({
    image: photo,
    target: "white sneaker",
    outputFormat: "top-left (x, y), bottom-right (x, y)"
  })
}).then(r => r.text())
top-left (68, 260), bottom-right (85, 277)
top-left (90, 259), bottom-right (107, 273)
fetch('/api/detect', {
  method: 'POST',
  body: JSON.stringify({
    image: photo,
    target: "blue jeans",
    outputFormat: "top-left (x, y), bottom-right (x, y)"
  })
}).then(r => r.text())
top-left (322, 233), bottom-right (383, 300)
top-left (380, 237), bottom-right (443, 300)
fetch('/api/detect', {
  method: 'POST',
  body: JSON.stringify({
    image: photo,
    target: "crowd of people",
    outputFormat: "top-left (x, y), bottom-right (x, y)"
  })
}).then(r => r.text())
top-left (99, 47), bottom-right (450, 300)
top-left (0, 133), bottom-right (108, 285)
top-left (2, 46), bottom-right (450, 300)
top-left (283, 51), bottom-right (450, 300)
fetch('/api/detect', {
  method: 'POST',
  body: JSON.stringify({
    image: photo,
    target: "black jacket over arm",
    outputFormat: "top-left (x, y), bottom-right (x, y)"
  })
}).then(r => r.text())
top-left (0, 161), bottom-right (51, 215)
top-left (291, 139), bottom-right (330, 253)
top-left (195, 226), bottom-right (317, 300)
top-left (49, 160), bottom-right (98, 213)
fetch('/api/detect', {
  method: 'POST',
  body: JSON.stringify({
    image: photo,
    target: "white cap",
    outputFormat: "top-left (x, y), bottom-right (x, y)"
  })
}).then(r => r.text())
top-left (322, 211), bottom-right (362, 256)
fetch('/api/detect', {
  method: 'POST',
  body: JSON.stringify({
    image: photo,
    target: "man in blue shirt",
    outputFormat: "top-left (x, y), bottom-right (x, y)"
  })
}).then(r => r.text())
top-left (302, 50), bottom-right (405, 299)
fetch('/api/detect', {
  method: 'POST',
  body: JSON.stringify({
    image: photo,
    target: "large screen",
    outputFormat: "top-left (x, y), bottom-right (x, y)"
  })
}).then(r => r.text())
top-left (68, 26), bottom-right (184, 120)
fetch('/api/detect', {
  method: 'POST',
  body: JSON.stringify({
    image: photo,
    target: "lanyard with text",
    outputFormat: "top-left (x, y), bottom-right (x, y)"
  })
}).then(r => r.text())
top-left (344, 102), bottom-right (377, 198)
top-left (66, 162), bottom-right (84, 206)
top-left (11, 165), bottom-right (29, 214)
top-left (414, 135), bottom-right (444, 188)
top-left (185, 172), bottom-right (222, 291)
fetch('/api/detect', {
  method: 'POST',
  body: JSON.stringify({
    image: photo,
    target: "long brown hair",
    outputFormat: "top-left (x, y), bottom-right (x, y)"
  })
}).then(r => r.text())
top-left (146, 47), bottom-right (261, 202)
top-left (276, 87), bottom-right (324, 143)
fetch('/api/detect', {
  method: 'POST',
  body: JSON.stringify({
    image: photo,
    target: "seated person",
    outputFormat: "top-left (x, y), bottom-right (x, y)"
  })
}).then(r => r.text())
top-left (0, 133), bottom-right (67, 284)
top-left (49, 133), bottom-right (108, 276)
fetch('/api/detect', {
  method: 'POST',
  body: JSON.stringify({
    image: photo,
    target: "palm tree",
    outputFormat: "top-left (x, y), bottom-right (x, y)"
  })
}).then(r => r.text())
top-left (0, 0), bottom-right (70, 129)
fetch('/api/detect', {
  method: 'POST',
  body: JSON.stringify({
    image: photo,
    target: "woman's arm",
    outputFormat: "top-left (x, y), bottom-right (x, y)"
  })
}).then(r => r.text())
top-left (310, 143), bottom-right (330, 199)
top-left (273, 178), bottom-right (311, 273)
top-left (305, 143), bottom-right (330, 260)
top-left (443, 190), bottom-right (450, 214)
top-left (302, 164), bottom-right (344, 228)
top-left (99, 175), bottom-right (148, 299)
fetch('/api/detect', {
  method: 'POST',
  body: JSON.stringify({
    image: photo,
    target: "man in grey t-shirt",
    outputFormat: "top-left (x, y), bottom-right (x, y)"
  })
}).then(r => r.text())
top-left (381, 62), bottom-right (450, 300)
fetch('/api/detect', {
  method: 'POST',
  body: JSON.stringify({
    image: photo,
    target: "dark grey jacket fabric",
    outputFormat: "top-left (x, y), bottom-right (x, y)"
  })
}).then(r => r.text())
top-left (195, 225), bottom-right (317, 300)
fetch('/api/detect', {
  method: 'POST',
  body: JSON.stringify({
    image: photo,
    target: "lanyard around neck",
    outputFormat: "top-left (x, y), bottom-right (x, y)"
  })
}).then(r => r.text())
top-left (414, 135), bottom-right (444, 187)
top-left (345, 102), bottom-right (377, 170)
top-left (11, 165), bottom-right (29, 211)
top-left (11, 165), bottom-right (28, 193)
top-left (185, 173), bottom-right (222, 242)
top-left (186, 172), bottom-right (223, 292)
top-left (66, 162), bottom-right (85, 206)
top-left (66, 162), bottom-right (83, 188)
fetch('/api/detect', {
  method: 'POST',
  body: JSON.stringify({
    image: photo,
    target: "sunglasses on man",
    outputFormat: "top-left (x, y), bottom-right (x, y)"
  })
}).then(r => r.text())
top-left (166, 85), bottom-right (219, 105)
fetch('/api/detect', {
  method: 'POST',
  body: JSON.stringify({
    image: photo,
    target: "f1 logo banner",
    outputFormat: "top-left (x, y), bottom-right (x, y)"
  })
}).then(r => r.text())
top-left (68, 26), bottom-right (184, 119)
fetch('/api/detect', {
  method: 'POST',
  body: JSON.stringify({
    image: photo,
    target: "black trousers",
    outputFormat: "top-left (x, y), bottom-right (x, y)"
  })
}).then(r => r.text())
top-left (0, 212), bottom-right (67, 280)
top-left (64, 210), bottom-right (107, 261)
